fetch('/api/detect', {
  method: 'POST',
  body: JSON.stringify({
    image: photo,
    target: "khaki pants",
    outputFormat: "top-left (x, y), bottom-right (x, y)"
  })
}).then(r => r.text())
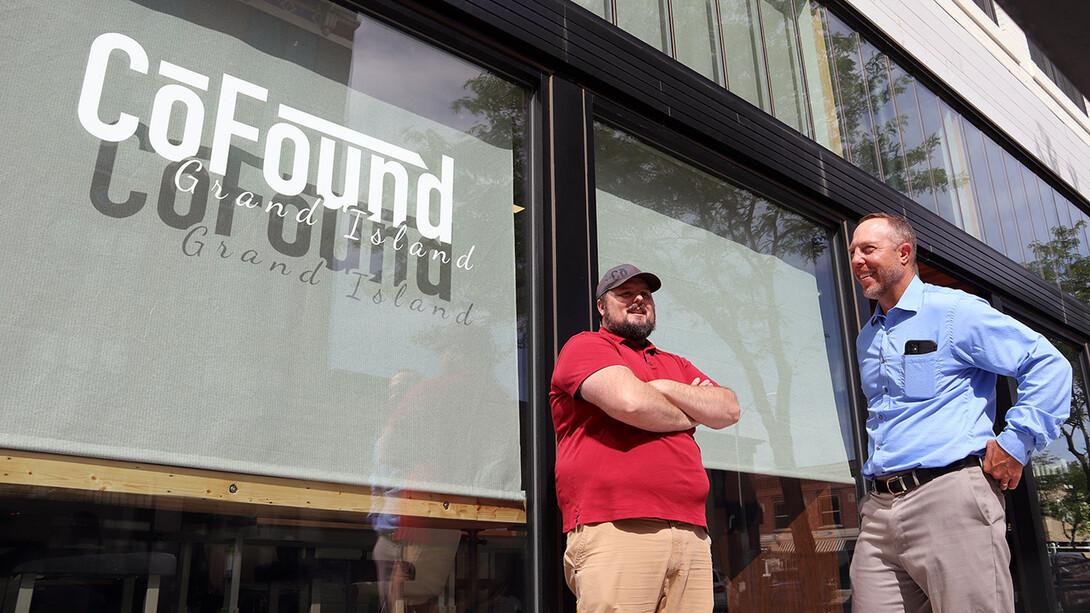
top-left (373, 530), bottom-right (460, 610)
top-left (850, 465), bottom-right (1013, 612)
top-left (564, 518), bottom-right (713, 613)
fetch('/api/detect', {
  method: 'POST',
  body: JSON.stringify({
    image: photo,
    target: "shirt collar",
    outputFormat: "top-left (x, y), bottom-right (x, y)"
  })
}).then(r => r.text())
top-left (870, 275), bottom-right (923, 326)
top-left (598, 326), bottom-right (657, 353)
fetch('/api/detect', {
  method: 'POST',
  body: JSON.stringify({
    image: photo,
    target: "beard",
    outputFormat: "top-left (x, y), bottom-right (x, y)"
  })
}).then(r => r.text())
top-left (862, 264), bottom-right (906, 302)
top-left (603, 310), bottom-right (656, 342)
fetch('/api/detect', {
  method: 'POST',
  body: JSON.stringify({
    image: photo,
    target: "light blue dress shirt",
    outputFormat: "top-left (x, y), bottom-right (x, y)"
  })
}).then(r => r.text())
top-left (857, 276), bottom-right (1071, 479)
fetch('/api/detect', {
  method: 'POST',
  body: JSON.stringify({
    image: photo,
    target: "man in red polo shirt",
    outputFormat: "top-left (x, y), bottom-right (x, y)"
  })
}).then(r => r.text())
top-left (551, 263), bottom-right (741, 612)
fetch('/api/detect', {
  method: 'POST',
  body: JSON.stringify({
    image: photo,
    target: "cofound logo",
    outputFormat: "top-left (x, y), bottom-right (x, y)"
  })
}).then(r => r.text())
top-left (76, 31), bottom-right (466, 301)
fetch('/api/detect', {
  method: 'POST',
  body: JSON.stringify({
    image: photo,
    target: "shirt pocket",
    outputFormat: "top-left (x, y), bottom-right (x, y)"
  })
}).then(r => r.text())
top-left (903, 353), bottom-right (937, 399)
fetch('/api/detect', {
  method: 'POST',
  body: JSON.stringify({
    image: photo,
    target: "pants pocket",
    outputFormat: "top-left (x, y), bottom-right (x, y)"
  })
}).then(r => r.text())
top-left (967, 468), bottom-right (1005, 525)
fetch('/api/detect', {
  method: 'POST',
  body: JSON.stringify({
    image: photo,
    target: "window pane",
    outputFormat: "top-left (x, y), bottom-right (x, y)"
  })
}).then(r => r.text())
top-left (798, 1), bottom-right (846, 156)
top-left (860, 41), bottom-right (905, 191)
top-left (1023, 175), bottom-right (1085, 294)
top-left (983, 138), bottom-right (1028, 262)
top-left (1033, 173), bottom-right (1063, 239)
top-left (672, 0), bottom-right (724, 85)
top-left (970, 0), bottom-right (999, 23)
top-left (1028, 37), bottom-right (1088, 113)
top-left (824, 12), bottom-right (880, 179)
top-left (1077, 208), bottom-right (1090, 259)
top-left (1002, 150), bottom-right (1040, 262)
top-left (891, 69), bottom-right (940, 214)
top-left (760, 0), bottom-right (811, 135)
top-left (719, 0), bottom-right (771, 111)
top-left (962, 119), bottom-right (1006, 252)
top-left (1017, 164), bottom-right (1052, 269)
top-left (1034, 338), bottom-right (1090, 610)
top-left (915, 85), bottom-right (960, 225)
top-left (940, 105), bottom-right (980, 235)
top-left (6, 0), bottom-right (525, 502)
top-left (0, 1), bottom-right (531, 610)
top-left (572, 0), bottom-right (612, 20)
top-left (1052, 186), bottom-right (1077, 232)
top-left (593, 121), bottom-right (857, 608)
top-left (714, 473), bottom-right (858, 609)
top-left (1045, 188), bottom-right (1089, 264)
top-left (617, 0), bottom-right (672, 54)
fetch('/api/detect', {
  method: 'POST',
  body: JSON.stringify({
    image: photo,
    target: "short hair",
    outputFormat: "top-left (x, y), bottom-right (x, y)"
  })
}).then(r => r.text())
top-left (860, 212), bottom-right (917, 268)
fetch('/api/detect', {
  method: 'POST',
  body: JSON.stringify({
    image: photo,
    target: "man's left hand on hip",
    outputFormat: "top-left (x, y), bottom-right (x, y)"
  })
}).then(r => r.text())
top-left (982, 439), bottom-right (1023, 490)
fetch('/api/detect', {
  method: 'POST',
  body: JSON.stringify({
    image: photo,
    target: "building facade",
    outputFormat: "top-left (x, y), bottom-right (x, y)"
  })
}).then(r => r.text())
top-left (0, 0), bottom-right (1088, 611)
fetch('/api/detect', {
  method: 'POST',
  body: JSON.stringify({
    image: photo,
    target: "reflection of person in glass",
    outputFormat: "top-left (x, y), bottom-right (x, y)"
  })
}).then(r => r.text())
top-left (371, 367), bottom-right (457, 613)
top-left (550, 264), bottom-right (741, 612)
top-left (370, 329), bottom-right (517, 612)
top-left (847, 213), bottom-right (1072, 612)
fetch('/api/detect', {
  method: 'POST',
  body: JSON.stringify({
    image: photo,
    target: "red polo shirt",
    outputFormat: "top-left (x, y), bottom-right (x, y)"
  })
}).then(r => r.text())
top-left (550, 328), bottom-right (712, 532)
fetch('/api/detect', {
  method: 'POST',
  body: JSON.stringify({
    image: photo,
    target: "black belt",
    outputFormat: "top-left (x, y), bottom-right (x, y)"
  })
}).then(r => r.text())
top-left (869, 455), bottom-right (981, 496)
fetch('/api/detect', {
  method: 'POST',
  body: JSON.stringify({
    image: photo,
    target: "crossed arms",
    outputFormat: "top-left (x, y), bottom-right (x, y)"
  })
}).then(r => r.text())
top-left (577, 364), bottom-right (740, 432)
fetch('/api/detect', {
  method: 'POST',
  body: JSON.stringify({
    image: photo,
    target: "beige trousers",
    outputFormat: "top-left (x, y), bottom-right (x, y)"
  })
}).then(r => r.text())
top-left (564, 518), bottom-right (713, 613)
top-left (850, 465), bottom-right (1013, 612)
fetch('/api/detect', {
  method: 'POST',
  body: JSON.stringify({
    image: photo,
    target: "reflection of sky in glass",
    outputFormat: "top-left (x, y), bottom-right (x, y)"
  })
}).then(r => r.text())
top-left (349, 18), bottom-right (491, 135)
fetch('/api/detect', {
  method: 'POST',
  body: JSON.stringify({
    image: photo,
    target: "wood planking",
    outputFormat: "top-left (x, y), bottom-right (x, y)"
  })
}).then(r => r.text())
top-left (0, 449), bottom-right (526, 525)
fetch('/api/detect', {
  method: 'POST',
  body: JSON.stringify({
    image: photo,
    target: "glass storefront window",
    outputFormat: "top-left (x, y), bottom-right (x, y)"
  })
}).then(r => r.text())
top-left (592, 121), bottom-right (857, 609)
top-left (0, 1), bottom-right (530, 611)
top-left (1078, 209), bottom-right (1090, 259)
top-left (1033, 338), bottom-right (1090, 612)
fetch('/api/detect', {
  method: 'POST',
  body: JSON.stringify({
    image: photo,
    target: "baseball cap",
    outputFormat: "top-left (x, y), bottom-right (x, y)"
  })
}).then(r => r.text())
top-left (595, 264), bottom-right (662, 299)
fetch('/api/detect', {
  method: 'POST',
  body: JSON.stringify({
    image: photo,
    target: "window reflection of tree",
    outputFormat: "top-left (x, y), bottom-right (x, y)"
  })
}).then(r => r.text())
top-left (593, 124), bottom-right (847, 609)
top-left (1024, 225), bottom-right (1090, 499)
top-left (1037, 337), bottom-right (1090, 525)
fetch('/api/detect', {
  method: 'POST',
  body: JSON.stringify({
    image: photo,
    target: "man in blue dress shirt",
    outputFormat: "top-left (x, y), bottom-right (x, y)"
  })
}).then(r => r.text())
top-left (847, 212), bottom-right (1071, 612)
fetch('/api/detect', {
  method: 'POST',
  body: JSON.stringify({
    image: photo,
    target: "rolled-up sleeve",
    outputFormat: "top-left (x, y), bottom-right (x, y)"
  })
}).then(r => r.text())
top-left (951, 296), bottom-right (1072, 465)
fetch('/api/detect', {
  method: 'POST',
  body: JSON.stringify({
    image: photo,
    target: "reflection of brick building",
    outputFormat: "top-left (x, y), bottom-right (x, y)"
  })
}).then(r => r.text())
top-left (707, 472), bottom-right (860, 611)
top-left (754, 475), bottom-right (859, 534)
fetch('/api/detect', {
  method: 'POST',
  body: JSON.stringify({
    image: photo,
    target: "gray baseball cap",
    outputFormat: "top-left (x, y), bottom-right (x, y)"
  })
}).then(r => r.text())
top-left (595, 264), bottom-right (662, 299)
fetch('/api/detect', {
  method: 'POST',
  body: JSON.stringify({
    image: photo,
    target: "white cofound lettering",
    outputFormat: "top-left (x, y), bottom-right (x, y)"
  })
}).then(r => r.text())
top-left (76, 32), bottom-right (454, 243)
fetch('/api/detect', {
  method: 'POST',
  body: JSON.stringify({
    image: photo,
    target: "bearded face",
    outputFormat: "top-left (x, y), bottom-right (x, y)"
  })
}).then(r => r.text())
top-left (598, 278), bottom-right (656, 342)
